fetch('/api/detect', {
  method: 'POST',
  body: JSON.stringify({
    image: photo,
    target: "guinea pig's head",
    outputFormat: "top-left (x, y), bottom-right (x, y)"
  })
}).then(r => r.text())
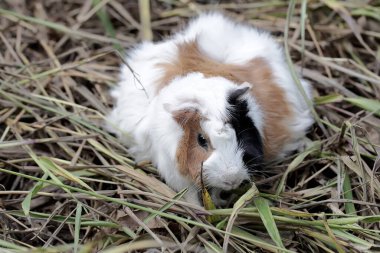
top-left (165, 84), bottom-right (264, 191)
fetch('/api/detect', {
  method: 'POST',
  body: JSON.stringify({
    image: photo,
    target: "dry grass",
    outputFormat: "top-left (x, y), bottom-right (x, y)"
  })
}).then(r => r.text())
top-left (0, 0), bottom-right (380, 252)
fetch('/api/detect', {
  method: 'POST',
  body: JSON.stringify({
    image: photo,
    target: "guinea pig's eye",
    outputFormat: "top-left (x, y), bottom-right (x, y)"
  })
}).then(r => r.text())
top-left (197, 133), bottom-right (208, 149)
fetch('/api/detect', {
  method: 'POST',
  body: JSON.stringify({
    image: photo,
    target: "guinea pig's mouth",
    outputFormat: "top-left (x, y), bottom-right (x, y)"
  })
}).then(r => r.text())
top-left (208, 180), bottom-right (252, 207)
top-left (199, 164), bottom-right (250, 191)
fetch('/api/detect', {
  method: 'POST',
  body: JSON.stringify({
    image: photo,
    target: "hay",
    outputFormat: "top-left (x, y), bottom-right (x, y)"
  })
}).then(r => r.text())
top-left (0, 0), bottom-right (379, 252)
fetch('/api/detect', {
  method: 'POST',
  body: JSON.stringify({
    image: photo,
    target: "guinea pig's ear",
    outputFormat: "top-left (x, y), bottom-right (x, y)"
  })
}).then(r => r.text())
top-left (164, 102), bottom-right (200, 126)
top-left (229, 82), bottom-right (252, 101)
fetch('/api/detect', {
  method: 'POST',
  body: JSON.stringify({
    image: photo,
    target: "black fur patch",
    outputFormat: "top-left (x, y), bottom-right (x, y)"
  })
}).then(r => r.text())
top-left (227, 90), bottom-right (263, 174)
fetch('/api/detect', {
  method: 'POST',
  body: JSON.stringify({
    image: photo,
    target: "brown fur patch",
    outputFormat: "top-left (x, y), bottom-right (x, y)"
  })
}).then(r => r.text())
top-left (158, 41), bottom-right (293, 159)
top-left (173, 109), bottom-right (213, 180)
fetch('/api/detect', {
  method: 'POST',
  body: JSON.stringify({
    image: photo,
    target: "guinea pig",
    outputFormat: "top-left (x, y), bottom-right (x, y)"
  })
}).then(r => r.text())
top-left (106, 13), bottom-right (314, 205)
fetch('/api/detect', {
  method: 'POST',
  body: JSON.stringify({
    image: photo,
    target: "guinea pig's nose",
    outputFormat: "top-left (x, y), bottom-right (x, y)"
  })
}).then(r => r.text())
top-left (220, 190), bottom-right (231, 200)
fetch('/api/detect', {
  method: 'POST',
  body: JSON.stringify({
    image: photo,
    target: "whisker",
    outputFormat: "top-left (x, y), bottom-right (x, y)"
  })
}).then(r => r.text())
top-left (244, 154), bottom-right (265, 165)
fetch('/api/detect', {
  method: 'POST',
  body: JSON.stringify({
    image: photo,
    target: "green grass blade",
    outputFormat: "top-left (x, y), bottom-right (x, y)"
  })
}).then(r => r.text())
top-left (21, 173), bottom-right (48, 216)
top-left (78, 243), bottom-right (94, 253)
top-left (39, 157), bottom-right (94, 191)
top-left (254, 197), bottom-right (286, 250)
top-left (202, 239), bottom-right (223, 253)
top-left (231, 226), bottom-right (293, 253)
top-left (300, 0), bottom-right (307, 64)
top-left (344, 97), bottom-right (380, 116)
top-left (19, 142), bottom-right (74, 197)
top-left (223, 183), bottom-right (259, 252)
top-left (321, 220), bottom-right (346, 253)
top-left (0, 8), bottom-right (124, 45)
top-left (0, 239), bottom-right (28, 251)
top-left (301, 228), bottom-right (343, 250)
top-left (276, 141), bottom-right (320, 195)
top-left (100, 239), bottom-right (169, 253)
top-left (332, 229), bottom-right (373, 250)
top-left (92, 0), bottom-right (123, 52)
top-left (314, 94), bottom-right (344, 105)
top-left (351, 8), bottom-right (380, 22)
top-left (137, 188), bottom-right (187, 234)
top-left (74, 202), bottom-right (83, 253)
top-left (284, 0), bottom-right (320, 124)
top-left (343, 172), bottom-right (356, 215)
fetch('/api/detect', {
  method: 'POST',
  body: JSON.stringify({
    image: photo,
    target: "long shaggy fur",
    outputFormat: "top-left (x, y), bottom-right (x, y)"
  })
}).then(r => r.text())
top-left (107, 13), bottom-right (314, 204)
